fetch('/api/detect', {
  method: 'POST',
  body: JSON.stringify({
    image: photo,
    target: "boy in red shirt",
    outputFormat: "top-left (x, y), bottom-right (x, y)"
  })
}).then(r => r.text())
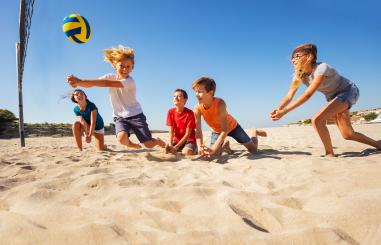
top-left (166, 89), bottom-right (197, 156)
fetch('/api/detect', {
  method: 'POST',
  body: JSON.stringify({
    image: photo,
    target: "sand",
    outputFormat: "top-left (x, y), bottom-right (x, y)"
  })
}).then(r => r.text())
top-left (0, 124), bottom-right (380, 244)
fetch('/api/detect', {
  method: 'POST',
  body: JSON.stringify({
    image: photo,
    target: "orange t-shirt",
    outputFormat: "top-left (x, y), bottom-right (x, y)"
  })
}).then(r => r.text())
top-left (196, 97), bottom-right (237, 133)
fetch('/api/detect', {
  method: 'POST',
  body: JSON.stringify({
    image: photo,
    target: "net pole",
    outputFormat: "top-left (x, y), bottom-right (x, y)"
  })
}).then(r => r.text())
top-left (16, 43), bottom-right (25, 147)
top-left (17, 0), bottom-right (26, 147)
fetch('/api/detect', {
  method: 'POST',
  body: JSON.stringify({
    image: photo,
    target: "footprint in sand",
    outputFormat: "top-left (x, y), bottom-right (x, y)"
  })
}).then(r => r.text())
top-left (228, 201), bottom-right (283, 233)
top-left (193, 187), bottom-right (216, 197)
top-left (20, 165), bottom-right (36, 171)
top-left (29, 189), bottom-right (57, 201)
top-left (151, 200), bottom-right (183, 213)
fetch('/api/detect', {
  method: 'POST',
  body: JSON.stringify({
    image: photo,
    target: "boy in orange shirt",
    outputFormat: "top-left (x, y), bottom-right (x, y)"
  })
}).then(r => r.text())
top-left (193, 77), bottom-right (267, 157)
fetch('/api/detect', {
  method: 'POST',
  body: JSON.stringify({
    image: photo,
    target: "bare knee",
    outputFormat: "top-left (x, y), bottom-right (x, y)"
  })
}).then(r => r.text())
top-left (117, 132), bottom-right (129, 144)
top-left (182, 148), bottom-right (196, 156)
top-left (245, 140), bottom-right (258, 154)
top-left (312, 115), bottom-right (325, 128)
top-left (342, 131), bottom-right (355, 140)
top-left (72, 121), bottom-right (81, 131)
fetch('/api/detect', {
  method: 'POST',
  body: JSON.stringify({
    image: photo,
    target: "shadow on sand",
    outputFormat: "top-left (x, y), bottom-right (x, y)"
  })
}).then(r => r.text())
top-left (338, 148), bottom-right (381, 158)
top-left (190, 148), bottom-right (312, 164)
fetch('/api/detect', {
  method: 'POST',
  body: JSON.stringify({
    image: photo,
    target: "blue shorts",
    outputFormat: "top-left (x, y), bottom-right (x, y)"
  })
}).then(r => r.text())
top-left (113, 113), bottom-right (152, 143)
top-left (210, 124), bottom-right (252, 146)
top-left (327, 83), bottom-right (359, 109)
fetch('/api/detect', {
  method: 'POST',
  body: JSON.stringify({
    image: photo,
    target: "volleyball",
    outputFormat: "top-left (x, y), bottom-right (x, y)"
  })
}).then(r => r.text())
top-left (62, 14), bottom-right (92, 44)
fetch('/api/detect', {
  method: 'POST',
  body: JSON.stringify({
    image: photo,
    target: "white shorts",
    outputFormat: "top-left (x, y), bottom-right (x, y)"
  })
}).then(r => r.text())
top-left (94, 128), bottom-right (105, 135)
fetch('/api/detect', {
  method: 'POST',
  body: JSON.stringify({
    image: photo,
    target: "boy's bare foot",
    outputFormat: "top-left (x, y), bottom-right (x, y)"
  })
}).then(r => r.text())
top-left (222, 141), bottom-right (233, 154)
top-left (156, 138), bottom-right (166, 148)
top-left (256, 129), bottom-right (267, 137)
top-left (250, 128), bottom-right (267, 137)
top-left (127, 142), bottom-right (142, 149)
top-left (165, 144), bottom-right (171, 154)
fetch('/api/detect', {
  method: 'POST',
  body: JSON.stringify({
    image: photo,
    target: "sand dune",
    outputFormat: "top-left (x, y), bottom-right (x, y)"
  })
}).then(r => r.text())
top-left (0, 124), bottom-right (380, 244)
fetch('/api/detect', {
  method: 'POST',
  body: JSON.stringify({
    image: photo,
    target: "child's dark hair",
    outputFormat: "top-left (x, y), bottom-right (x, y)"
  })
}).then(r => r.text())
top-left (174, 88), bottom-right (188, 99)
top-left (71, 89), bottom-right (87, 103)
top-left (292, 43), bottom-right (317, 64)
top-left (192, 77), bottom-right (216, 95)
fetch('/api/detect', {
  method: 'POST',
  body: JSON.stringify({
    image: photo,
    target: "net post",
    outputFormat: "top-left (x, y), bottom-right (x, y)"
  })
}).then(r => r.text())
top-left (16, 42), bottom-right (25, 147)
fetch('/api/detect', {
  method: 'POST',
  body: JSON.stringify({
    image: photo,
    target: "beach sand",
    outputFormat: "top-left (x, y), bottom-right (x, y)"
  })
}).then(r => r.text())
top-left (0, 124), bottom-right (380, 244)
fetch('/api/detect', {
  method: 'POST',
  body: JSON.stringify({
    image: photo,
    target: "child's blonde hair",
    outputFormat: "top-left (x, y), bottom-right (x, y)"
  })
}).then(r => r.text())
top-left (103, 45), bottom-right (135, 67)
top-left (291, 44), bottom-right (317, 88)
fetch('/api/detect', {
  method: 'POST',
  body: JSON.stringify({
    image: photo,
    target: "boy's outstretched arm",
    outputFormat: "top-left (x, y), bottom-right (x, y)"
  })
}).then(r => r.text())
top-left (206, 100), bottom-right (229, 156)
top-left (194, 107), bottom-right (204, 155)
top-left (67, 75), bottom-right (123, 88)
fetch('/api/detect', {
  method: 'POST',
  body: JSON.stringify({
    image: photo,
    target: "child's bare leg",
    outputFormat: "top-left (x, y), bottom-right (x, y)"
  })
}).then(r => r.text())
top-left (78, 117), bottom-right (91, 143)
top-left (117, 131), bottom-right (142, 149)
top-left (244, 129), bottom-right (267, 154)
top-left (72, 121), bottom-right (83, 151)
top-left (312, 99), bottom-right (349, 157)
top-left (143, 138), bottom-right (166, 148)
top-left (94, 133), bottom-right (105, 151)
top-left (336, 111), bottom-right (381, 150)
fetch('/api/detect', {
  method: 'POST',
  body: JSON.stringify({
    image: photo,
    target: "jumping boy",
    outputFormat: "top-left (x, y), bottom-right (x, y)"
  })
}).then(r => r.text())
top-left (67, 45), bottom-right (165, 150)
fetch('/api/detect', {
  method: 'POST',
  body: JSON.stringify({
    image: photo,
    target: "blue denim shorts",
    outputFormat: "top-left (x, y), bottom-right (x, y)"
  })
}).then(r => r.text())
top-left (210, 124), bottom-right (252, 146)
top-left (113, 113), bottom-right (152, 143)
top-left (327, 83), bottom-right (359, 109)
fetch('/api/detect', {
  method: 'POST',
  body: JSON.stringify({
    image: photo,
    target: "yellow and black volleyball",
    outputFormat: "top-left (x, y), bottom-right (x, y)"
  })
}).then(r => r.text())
top-left (62, 14), bottom-right (92, 44)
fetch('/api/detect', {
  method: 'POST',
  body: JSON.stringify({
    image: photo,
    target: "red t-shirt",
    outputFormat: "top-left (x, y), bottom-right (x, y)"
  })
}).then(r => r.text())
top-left (166, 107), bottom-right (196, 143)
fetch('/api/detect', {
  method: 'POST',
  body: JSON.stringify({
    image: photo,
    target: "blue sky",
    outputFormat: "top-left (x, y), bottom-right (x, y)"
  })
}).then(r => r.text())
top-left (1, 0), bottom-right (381, 130)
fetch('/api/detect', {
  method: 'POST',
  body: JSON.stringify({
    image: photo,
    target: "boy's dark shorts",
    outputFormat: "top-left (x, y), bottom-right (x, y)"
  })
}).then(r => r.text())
top-left (113, 113), bottom-right (152, 143)
top-left (173, 141), bottom-right (197, 152)
top-left (210, 124), bottom-right (252, 146)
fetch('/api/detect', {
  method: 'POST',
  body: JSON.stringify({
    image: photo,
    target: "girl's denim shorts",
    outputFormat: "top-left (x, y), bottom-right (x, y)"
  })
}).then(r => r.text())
top-left (327, 83), bottom-right (359, 109)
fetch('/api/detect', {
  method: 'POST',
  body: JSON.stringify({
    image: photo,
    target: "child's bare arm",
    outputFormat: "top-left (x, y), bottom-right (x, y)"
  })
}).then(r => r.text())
top-left (88, 109), bottom-right (97, 137)
top-left (173, 128), bottom-right (192, 150)
top-left (194, 107), bottom-right (204, 152)
top-left (168, 126), bottom-right (174, 146)
top-left (209, 100), bottom-right (229, 155)
top-left (276, 83), bottom-right (299, 110)
top-left (67, 75), bottom-right (123, 88)
top-left (272, 75), bottom-right (325, 120)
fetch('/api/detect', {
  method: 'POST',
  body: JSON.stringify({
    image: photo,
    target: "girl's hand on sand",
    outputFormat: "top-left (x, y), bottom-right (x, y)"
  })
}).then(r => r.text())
top-left (85, 135), bottom-right (92, 143)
